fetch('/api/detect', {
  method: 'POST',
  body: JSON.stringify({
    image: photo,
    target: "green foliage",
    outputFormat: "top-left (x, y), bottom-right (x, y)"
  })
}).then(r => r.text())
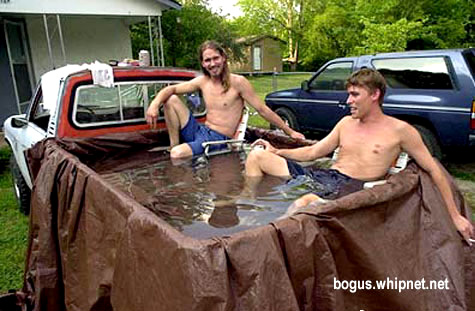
top-left (230, 0), bottom-right (474, 71)
top-left (131, 2), bottom-right (242, 69)
top-left (352, 18), bottom-right (424, 55)
top-left (130, 0), bottom-right (473, 72)
top-left (302, 4), bottom-right (359, 67)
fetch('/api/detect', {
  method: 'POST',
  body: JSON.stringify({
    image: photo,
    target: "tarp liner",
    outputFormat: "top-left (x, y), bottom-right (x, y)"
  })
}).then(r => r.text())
top-left (17, 129), bottom-right (473, 311)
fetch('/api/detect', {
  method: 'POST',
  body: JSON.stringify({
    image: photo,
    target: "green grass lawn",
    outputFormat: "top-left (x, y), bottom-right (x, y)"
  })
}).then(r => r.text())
top-left (0, 147), bottom-right (29, 293)
top-left (247, 73), bottom-right (313, 128)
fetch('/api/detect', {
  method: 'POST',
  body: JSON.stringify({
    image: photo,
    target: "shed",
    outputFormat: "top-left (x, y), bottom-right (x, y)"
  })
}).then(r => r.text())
top-left (0, 0), bottom-right (180, 125)
top-left (229, 35), bottom-right (285, 73)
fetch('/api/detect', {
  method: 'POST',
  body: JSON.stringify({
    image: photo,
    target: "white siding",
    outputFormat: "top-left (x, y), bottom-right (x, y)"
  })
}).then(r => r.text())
top-left (0, 0), bottom-right (165, 16)
top-left (26, 16), bottom-right (133, 82)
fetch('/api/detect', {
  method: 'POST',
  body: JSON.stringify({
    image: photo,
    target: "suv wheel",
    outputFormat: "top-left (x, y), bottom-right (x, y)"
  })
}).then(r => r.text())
top-left (10, 156), bottom-right (31, 215)
top-left (414, 125), bottom-right (443, 160)
top-left (272, 107), bottom-right (300, 132)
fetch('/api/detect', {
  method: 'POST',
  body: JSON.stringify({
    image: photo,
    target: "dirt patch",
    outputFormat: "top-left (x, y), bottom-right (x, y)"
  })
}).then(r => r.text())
top-left (454, 179), bottom-right (475, 218)
top-left (0, 132), bottom-right (6, 148)
top-left (445, 149), bottom-right (475, 218)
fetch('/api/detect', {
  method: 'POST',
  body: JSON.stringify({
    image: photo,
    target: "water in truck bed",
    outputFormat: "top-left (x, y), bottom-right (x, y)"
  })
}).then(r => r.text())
top-left (99, 149), bottom-right (321, 239)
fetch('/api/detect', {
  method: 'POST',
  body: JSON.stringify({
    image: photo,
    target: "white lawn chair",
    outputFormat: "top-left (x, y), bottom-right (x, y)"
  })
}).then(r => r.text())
top-left (202, 106), bottom-right (249, 157)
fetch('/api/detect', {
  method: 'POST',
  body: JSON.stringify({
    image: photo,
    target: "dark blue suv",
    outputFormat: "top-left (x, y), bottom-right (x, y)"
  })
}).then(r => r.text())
top-left (265, 49), bottom-right (475, 158)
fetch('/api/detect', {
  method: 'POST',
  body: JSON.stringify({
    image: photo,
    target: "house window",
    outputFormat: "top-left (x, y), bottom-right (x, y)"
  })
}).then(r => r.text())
top-left (253, 46), bottom-right (262, 71)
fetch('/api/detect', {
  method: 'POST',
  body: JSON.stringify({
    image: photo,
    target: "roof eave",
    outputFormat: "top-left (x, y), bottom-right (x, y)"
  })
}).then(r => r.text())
top-left (157, 0), bottom-right (182, 10)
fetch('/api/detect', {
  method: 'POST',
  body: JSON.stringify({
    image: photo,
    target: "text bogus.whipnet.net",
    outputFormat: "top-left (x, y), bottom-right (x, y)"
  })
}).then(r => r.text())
top-left (333, 277), bottom-right (449, 293)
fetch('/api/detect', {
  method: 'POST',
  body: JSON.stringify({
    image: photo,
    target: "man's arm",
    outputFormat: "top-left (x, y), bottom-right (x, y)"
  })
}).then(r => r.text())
top-left (255, 117), bottom-right (342, 162)
top-left (146, 77), bottom-right (202, 128)
top-left (400, 123), bottom-right (474, 242)
top-left (236, 76), bottom-right (305, 139)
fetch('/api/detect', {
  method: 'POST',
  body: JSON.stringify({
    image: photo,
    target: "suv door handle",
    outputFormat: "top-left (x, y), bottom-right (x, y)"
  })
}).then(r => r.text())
top-left (337, 103), bottom-right (347, 109)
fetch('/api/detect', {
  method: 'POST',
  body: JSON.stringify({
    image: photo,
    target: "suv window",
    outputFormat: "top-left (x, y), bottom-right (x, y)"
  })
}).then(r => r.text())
top-left (462, 50), bottom-right (475, 79)
top-left (309, 62), bottom-right (353, 91)
top-left (372, 57), bottom-right (453, 89)
top-left (73, 81), bottom-right (205, 127)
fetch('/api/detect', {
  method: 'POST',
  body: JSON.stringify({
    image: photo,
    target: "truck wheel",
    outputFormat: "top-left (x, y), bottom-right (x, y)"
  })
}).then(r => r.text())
top-left (272, 107), bottom-right (300, 132)
top-left (414, 125), bottom-right (443, 160)
top-left (10, 156), bottom-right (31, 215)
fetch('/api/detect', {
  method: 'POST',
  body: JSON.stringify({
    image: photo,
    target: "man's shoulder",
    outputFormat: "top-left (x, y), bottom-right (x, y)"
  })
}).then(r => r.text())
top-left (385, 115), bottom-right (411, 130)
top-left (337, 116), bottom-right (353, 126)
top-left (230, 73), bottom-right (246, 83)
top-left (229, 74), bottom-right (250, 90)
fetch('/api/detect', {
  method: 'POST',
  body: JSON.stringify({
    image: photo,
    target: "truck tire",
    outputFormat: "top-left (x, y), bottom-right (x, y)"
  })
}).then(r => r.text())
top-left (414, 125), bottom-right (443, 160)
top-left (10, 156), bottom-right (31, 215)
top-left (272, 107), bottom-right (300, 132)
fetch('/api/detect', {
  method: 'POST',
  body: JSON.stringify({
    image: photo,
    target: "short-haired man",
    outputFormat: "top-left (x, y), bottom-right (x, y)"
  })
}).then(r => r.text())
top-left (245, 68), bottom-right (473, 242)
top-left (146, 40), bottom-right (304, 158)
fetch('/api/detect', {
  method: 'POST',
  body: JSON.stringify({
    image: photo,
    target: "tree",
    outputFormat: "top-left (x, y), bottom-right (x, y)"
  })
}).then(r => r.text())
top-left (236, 0), bottom-right (314, 70)
top-left (302, 0), bottom-right (473, 68)
top-left (131, 2), bottom-right (242, 69)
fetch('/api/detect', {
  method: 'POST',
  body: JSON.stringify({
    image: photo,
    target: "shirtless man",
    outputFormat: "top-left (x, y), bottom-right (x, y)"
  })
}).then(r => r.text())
top-left (145, 40), bottom-right (304, 158)
top-left (245, 68), bottom-right (473, 242)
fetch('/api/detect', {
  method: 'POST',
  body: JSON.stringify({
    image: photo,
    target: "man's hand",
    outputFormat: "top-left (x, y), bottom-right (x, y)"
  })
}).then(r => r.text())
top-left (146, 104), bottom-right (159, 129)
top-left (289, 130), bottom-right (305, 140)
top-left (452, 214), bottom-right (474, 245)
top-left (251, 139), bottom-right (277, 153)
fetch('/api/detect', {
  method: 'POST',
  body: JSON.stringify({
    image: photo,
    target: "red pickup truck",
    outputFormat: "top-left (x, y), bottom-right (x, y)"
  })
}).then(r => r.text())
top-left (4, 65), bottom-right (205, 214)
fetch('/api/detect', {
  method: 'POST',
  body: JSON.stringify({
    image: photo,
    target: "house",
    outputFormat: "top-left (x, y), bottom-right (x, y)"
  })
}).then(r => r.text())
top-left (0, 0), bottom-right (180, 125)
top-left (229, 35), bottom-right (285, 73)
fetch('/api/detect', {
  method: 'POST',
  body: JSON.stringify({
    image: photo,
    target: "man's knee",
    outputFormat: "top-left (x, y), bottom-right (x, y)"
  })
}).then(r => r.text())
top-left (246, 149), bottom-right (268, 165)
top-left (163, 95), bottom-right (182, 111)
top-left (170, 144), bottom-right (192, 159)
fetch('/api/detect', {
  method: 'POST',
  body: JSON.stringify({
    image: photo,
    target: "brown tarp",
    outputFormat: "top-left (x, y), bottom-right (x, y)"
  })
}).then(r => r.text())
top-left (18, 129), bottom-right (473, 311)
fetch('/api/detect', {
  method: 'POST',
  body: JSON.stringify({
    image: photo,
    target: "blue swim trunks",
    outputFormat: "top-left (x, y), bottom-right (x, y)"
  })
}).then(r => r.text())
top-left (286, 159), bottom-right (364, 199)
top-left (180, 113), bottom-right (231, 156)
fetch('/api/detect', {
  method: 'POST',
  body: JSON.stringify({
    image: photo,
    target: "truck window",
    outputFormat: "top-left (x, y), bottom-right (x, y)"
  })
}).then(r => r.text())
top-left (73, 81), bottom-right (205, 127)
top-left (309, 62), bottom-right (353, 91)
top-left (372, 57), bottom-right (454, 89)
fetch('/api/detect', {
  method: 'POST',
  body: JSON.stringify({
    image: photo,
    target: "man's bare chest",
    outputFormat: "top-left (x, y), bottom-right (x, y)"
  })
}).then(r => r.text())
top-left (202, 87), bottom-right (242, 110)
top-left (340, 131), bottom-right (400, 158)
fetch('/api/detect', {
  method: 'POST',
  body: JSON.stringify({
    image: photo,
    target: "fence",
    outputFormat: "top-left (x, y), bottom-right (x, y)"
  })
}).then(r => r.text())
top-left (240, 72), bottom-right (314, 98)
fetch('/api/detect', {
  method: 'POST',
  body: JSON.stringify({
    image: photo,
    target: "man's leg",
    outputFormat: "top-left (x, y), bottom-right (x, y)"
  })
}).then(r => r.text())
top-left (163, 95), bottom-right (194, 158)
top-left (163, 95), bottom-right (189, 146)
top-left (245, 149), bottom-right (290, 177)
top-left (291, 193), bottom-right (323, 210)
top-left (281, 193), bottom-right (325, 218)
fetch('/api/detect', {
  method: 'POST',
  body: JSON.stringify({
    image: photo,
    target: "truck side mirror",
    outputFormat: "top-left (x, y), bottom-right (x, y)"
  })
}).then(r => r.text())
top-left (301, 80), bottom-right (310, 92)
top-left (11, 116), bottom-right (28, 128)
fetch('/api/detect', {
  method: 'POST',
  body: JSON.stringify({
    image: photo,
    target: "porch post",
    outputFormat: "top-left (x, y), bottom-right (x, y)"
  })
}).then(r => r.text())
top-left (154, 17), bottom-right (160, 66)
top-left (148, 16), bottom-right (155, 66)
top-left (43, 14), bottom-right (55, 69)
top-left (158, 15), bottom-right (165, 66)
top-left (56, 14), bottom-right (67, 65)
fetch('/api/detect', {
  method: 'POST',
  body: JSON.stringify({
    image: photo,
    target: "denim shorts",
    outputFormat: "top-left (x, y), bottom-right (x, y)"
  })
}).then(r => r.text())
top-left (286, 159), bottom-right (364, 199)
top-left (180, 113), bottom-right (231, 156)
